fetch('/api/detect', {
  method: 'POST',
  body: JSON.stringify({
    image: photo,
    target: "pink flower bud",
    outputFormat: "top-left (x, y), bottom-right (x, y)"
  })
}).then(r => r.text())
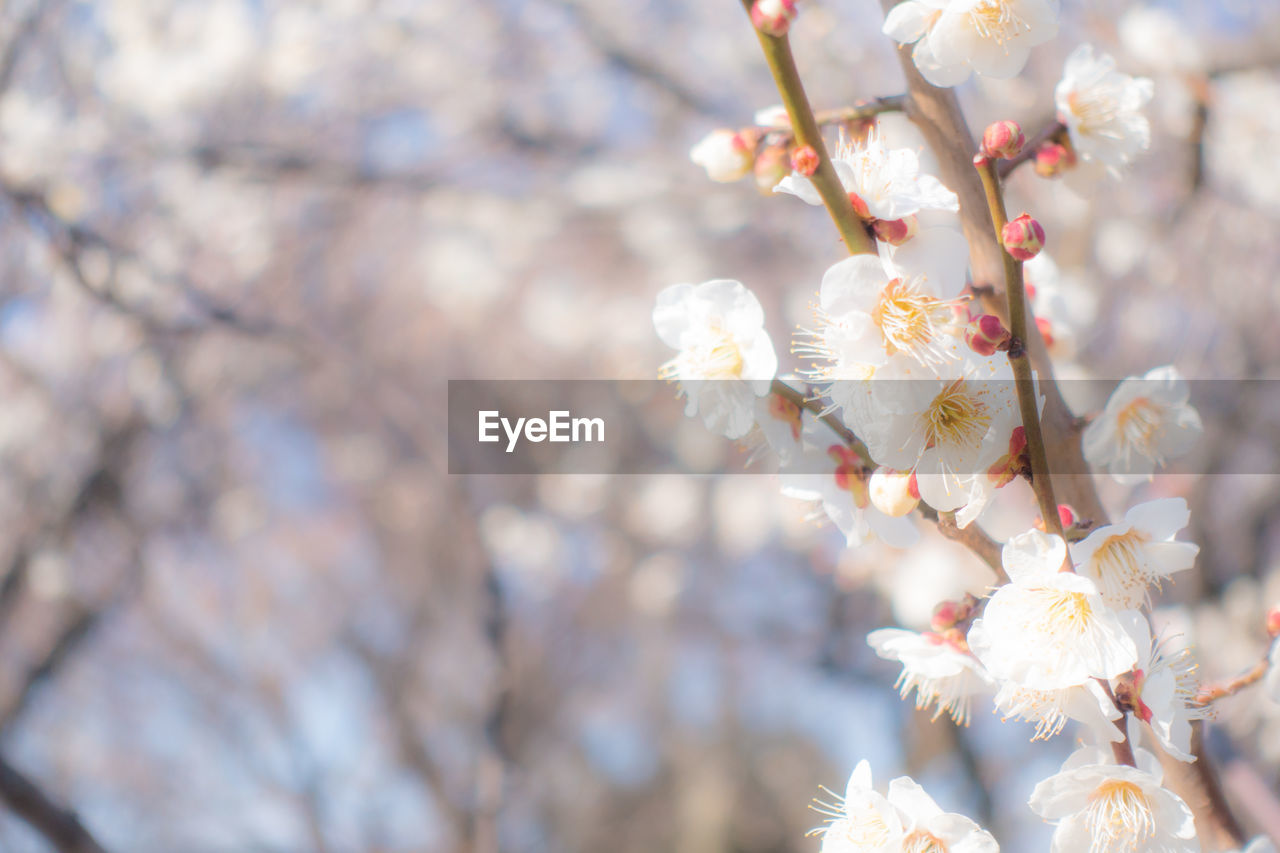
top-left (1267, 605), bottom-right (1280, 639)
top-left (690, 129), bottom-right (754, 182)
top-left (1057, 504), bottom-right (1077, 529)
top-left (1034, 141), bottom-right (1077, 178)
top-left (1002, 213), bottom-right (1045, 261)
top-left (751, 0), bottom-right (798, 36)
top-left (868, 467), bottom-right (919, 517)
top-left (847, 191), bottom-right (871, 220)
top-left (964, 314), bottom-right (1011, 356)
top-left (753, 143), bottom-right (789, 193)
top-left (790, 144), bottom-right (819, 177)
top-left (871, 215), bottom-right (918, 246)
top-left (981, 120), bottom-right (1025, 160)
top-left (930, 600), bottom-right (960, 632)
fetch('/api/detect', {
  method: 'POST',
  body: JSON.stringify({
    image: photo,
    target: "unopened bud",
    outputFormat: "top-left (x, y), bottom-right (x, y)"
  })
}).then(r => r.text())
top-left (1057, 504), bottom-right (1077, 529)
top-left (690, 129), bottom-right (755, 182)
top-left (872, 215), bottom-right (918, 246)
top-left (1034, 141), bottom-right (1077, 178)
top-left (1002, 213), bottom-right (1045, 261)
top-left (964, 314), bottom-right (1011, 356)
top-left (981, 120), bottom-right (1025, 160)
top-left (754, 143), bottom-right (789, 193)
top-left (790, 144), bottom-right (819, 177)
top-left (1266, 604), bottom-right (1280, 638)
top-left (868, 467), bottom-right (919, 517)
top-left (847, 191), bottom-right (871, 220)
top-left (751, 0), bottom-right (798, 36)
top-left (930, 593), bottom-right (978, 633)
top-left (987, 426), bottom-right (1028, 488)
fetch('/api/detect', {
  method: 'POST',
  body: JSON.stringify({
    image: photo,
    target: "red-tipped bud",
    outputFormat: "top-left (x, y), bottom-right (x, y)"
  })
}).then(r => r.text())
top-left (751, 0), bottom-right (798, 36)
top-left (1266, 604), bottom-right (1280, 638)
top-left (872, 215), bottom-right (918, 246)
top-left (868, 467), bottom-right (919, 517)
top-left (1057, 504), bottom-right (1077, 529)
top-left (847, 191), bottom-right (871, 220)
top-left (753, 143), bottom-right (789, 193)
top-left (790, 144), bottom-right (819, 177)
top-left (1034, 141), bottom-right (1077, 178)
top-left (1002, 213), bottom-right (1045, 261)
top-left (1035, 316), bottom-right (1056, 349)
top-left (964, 314), bottom-right (1011, 356)
top-left (987, 426), bottom-right (1028, 488)
top-left (981, 120), bottom-right (1025, 160)
top-left (931, 600), bottom-right (961, 632)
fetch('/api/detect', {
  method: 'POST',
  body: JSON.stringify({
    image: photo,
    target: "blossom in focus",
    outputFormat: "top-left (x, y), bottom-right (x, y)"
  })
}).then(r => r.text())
top-left (1028, 745), bottom-right (1199, 853)
top-left (852, 350), bottom-right (1021, 513)
top-left (796, 226), bottom-right (970, 380)
top-left (653, 279), bottom-right (777, 439)
top-left (1083, 365), bottom-right (1202, 483)
top-left (882, 0), bottom-right (1060, 89)
top-left (968, 529), bottom-right (1139, 690)
top-left (1070, 498), bottom-right (1199, 609)
top-left (689, 129), bottom-right (755, 182)
top-left (775, 130), bottom-right (958, 221)
top-left (1113, 611), bottom-right (1207, 762)
top-left (867, 627), bottom-right (994, 725)
top-left (1055, 44), bottom-right (1154, 176)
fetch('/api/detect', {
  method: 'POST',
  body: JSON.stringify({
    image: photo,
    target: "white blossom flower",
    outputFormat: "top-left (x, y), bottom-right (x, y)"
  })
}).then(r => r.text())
top-left (885, 776), bottom-right (1000, 853)
top-left (780, 420), bottom-right (919, 548)
top-left (653, 279), bottom-right (777, 439)
top-left (775, 130), bottom-right (958, 221)
top-left (851, 351), bottom-right (1021, 513)
top-left (1055, 44), bottom-right (1154, 176)
top-left (882, 0), bottom-right (1060, 89)
top-left (1083, 365), bottom-right (1202, 483)
top-left (796, 226), bottom-right (971, 381)
top-left (992, 678), bottom-right (1123, 744)
top-left (813, 761), bottom-right (905, 853)
top-left (1115, 611), bottom-right (1207, 763)
top-left (968, 529), bottom-right (1139, 690)
top-left (1070, 498), bottom-right (1199, 609)
top-left (1028, 745), bottom-right (1199, 853)
top-left (749, 390), bottom-right (805, 465)
top-left (867, 627), bottom-right (995, 725)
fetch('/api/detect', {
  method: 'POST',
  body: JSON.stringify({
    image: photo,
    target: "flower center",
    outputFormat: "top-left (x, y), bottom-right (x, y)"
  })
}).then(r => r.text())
top-left (1115, 396), bottom-right (1163, 455)
top-left (968, 0), bottom-right (1028, 44)
top-left (1091, 528), bottom-right (1155, 604)
top-left (922, 379), bottom-right (990, 450)
top-left (1067, 90), bottom-right (1121, 136)
top-left (1041, 589), bottom-right (1093, 638)
top-left (872, 278), bottom-right (955, 363)
top-left (902, 830), bottom-right (949, 853)
top-left (827, 813), bottom-right (893, 848)
top-left (1086, 780), bottom-right (1156, 851)
top-left (662, 324), bottom-right (743, 380)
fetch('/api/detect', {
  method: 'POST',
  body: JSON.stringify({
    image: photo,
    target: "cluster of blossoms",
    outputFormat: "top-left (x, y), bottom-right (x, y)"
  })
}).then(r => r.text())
top-left (659, 1), bottom-right (1279, 850)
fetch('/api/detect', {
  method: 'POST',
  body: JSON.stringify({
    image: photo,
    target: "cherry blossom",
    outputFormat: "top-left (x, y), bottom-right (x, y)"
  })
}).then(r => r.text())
top-left (882, 0), bottom-right (1060, 89)
top-left (968, 529), bottom-right (1139, 690)
top-left (1028, 745), bottom-right (1199, 853)
top-left (867, 627), bottom-right (995, 725)
top-left (653, 279), bottom-right (778, 439)
top-left (1083, 365), bottom-right (1202, 482)
top-left (1070, 498), bottom-right (1199, 610)
top-left (1055, 44), bottom-right (1154, 177)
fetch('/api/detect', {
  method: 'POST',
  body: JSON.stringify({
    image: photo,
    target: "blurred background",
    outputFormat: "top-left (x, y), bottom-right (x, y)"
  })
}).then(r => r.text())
top-left (0, 0), bottom-right (1279, 850)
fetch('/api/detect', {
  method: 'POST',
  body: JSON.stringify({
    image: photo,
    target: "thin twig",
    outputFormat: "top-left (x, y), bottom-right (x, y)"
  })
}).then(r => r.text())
top-left (0, 752), bottom-right (110, 853)
top-left (1195, 655), bottom-right (1271, 707)
top-left (974, 159), bottom-right (1062, 540)
top-left (739, 3), bottom-right (875, 255)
